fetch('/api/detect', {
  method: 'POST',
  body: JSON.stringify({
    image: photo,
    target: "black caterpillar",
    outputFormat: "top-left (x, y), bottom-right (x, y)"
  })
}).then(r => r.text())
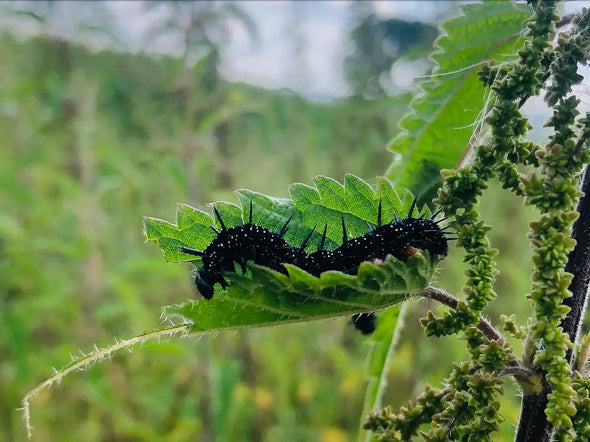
top-left (181, 198), bottom-right (451, 334)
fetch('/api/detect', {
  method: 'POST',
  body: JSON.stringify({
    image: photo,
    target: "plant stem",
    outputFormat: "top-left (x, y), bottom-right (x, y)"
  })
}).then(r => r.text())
top-left (562, 165), bottom-right (590, 363)
top-left (514, 384), bottom-right (552, 442)
top-left (422, 286), bottom-right (503, 342)
top-left (515, 164), bottom-right (590, 442)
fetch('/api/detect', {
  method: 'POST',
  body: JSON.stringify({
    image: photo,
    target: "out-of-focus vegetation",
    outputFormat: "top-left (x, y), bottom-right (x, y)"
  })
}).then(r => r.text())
top-left (345, 2), bottom-right (438, 98)
top-left (0, 26), bottom-right (409, 442)
top-left (0, 2), bottom-right (558, 441)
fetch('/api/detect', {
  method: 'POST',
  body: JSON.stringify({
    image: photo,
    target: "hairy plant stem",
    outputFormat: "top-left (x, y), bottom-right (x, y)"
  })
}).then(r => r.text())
top-left (563, 165), bottom-right (590, 363)
top-left (515, 164), bottom-right (590, 442)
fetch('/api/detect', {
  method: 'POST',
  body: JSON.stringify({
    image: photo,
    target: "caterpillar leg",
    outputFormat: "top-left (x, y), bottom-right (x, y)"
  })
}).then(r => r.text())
top-left (196, 277), bottom-right (215, 300)
top-left (195, 272), bottom-right (228, 300)
top-left (351, 312), bottom-right (377, 334)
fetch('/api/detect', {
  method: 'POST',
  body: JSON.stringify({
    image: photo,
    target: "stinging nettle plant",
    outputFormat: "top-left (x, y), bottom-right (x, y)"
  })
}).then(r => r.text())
top-left (21, 1), bottom-right (590, 441)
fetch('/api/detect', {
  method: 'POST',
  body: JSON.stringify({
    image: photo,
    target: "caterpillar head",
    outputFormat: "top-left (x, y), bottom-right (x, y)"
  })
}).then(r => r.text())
top-left (402, 217), bottom-right (449, 257)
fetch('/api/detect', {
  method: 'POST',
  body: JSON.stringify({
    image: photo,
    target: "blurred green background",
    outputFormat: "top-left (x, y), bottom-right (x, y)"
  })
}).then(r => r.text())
top-left (0, 2), bottom-right (566, 441)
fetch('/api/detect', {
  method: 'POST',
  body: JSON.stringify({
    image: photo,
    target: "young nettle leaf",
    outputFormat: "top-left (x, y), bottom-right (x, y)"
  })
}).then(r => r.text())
top-left (143, 203), bottom-right (216, 263)
top-left (386, 2), bottom-right (532, 201)
top-left (290, 174), bottom-right (433, 246)
top-left (166, 255), bottom-right (436, 332)
top-left (144, 174), bottom-right (445, 330)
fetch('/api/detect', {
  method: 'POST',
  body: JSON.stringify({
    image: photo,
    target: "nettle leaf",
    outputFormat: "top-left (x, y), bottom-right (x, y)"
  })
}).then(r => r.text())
top-left (143, 192), bottom-right (317, 262)
top-left (291, 174), bottom-right (433, 245)
top-left (145, 189), bottom-right (327, 260)
top-left (143, 175), bottom-right (442, 330)
top-left (143, 204), bottom-right (215, 263)
top-left (386, 2), bottom-right (531, 201)
top-left (166, 255), bottom-right (435, 332)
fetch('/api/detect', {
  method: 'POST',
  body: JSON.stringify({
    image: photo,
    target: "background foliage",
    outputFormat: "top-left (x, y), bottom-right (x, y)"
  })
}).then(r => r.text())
top-left (0, 2), bottom-right (578, 441)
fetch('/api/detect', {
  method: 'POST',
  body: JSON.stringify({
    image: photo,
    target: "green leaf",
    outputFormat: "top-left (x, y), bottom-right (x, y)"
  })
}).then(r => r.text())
top-left (165, 255), bottom-right (436, 332)
top-left (143, 204), bottom-right (216, 263)
top-left (143, 192), bottom-right (317, 262)
top-left (386, 2), bottom-right (531, 201)
top-left (313, 175), bottom-right (348, 211)
top-left (144, 175), bottom-right (442, 332)
top-left (146, 174), bottom-right (434, 262)
top-left (288, 182), bottom-right (321, 211)
top-left (291, 174), bottom-right (432, 245)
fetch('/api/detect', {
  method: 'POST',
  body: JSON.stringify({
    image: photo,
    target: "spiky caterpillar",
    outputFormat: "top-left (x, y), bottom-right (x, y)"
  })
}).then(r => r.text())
top-left (181, 198), bottom-right (450, 334)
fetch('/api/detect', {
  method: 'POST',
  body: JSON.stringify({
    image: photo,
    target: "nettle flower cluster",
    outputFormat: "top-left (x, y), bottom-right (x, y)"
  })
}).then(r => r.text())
top-left (365, 2), bottom-right (590, 441)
